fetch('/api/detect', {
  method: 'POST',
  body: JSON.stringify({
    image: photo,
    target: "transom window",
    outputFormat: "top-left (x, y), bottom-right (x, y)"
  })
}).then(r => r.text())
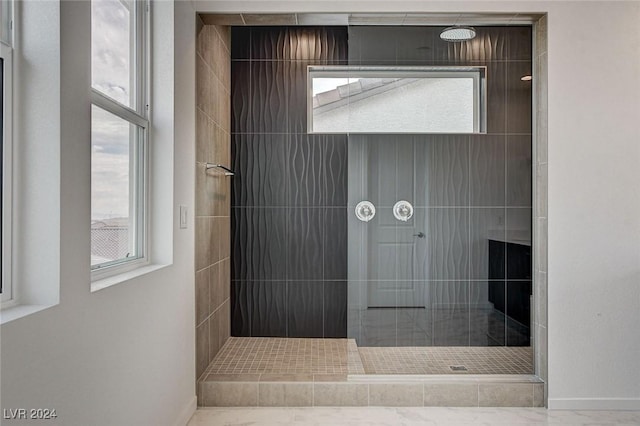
top-left (90, 0), bottom-right (149, 275)
top-left (308, 66), bottom-right (487, 134)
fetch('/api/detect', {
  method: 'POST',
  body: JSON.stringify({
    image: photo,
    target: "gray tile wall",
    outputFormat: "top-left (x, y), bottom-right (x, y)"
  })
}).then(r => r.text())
top-left (533, 15), bottom-right (548, 397)
top-left (196, 20), bottom-right (232, 382)
top-left (230, 27), bottom-right (349, 338)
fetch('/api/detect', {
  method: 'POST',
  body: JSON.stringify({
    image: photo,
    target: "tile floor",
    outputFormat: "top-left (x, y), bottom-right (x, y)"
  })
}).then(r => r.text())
top-left (188, 407), bottom-right (640, 425)
top-left (204, 337), bottom-right (533, 376)
top-left (359, 346), bottom-right (533, 375)
top-left (204, 337), bottom-right (352, 375)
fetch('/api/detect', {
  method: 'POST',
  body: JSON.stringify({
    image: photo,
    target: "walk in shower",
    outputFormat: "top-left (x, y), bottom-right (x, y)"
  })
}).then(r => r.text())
top-left (196, 19), bottom-right (536, 405)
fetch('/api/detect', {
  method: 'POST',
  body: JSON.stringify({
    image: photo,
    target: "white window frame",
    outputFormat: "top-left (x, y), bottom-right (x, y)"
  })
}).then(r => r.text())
top-left (307, 65), bottom-right (487, 134)
top-left (90, 0), bottom-right (150, 281)
top-left (1, 41), bottom-right (13, 306)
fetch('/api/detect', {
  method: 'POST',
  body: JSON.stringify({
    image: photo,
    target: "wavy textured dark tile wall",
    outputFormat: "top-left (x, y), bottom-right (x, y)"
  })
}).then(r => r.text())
top-left (425, 208), bottom-right (470, 280)
top-left (507, 26), bottom-right (533, 61)
top-left (348, 26), bottom-right (397, 64)
top-left (486, 62), bottom-right (508, 134)
top-left (507, 135), bottom-right (532, 207)
top-left (231, 26), bottom-right (348, 338)
top-left (443, 28), bottom-right (509, 62)
top-left (395, 27), bottom-right (440, 64)
top-left (507, 61), bottom-right (533, 134)
top-left (288, 134), bottom-right (324, 206)
top-left (324, 208), bottom-right (347, 280)
top-left (324, 281), bottom-right (347, 338)
top-left (249, 60), bottom-right (288, 133)
top-left (287, 208), bottom-right (324, 280)
top-left (231, 61), bottom-right (250, 134)
top-left (470, 134), bottom-right (506, 206)
top-left (415, 134), bottom-right (470, 207)
top-left (352, 26), bottom-right (531, 64)
top-left (432, 282), bottom-right (471, 346)
top-left (250, 281), bottom-right (287, 336)
top-left (251, 27), bottom-right (348, 61)
top-left (231, 281), bottom-right (250, 336)
top-left (251, 27), bottom-right (291, 60)
top-left (232, 133), bottom-right (288, 207)
top-left (289, 27), bottom-right (348, 61)
top-left (287, 281), bottom-right (324, 337)
top-left (322, 135), bottom-right (348, 206)
top-left (287, 60), bottom-right (311, 133)
top-left (231, 208), bottom-right (287, 281)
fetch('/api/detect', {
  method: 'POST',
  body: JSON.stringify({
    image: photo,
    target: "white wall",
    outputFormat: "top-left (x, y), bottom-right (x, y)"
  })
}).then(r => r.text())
top-left (196, 0), bottom-right (640, 411)
top-left (545, 2), bottom-right (640, 409)
top-left (1, 1), bottom-right (638, 424)
top-left (1, 1), bottom-right (196, 426)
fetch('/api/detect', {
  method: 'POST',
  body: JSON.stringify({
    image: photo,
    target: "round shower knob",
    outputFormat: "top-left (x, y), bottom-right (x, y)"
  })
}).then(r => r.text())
top-left (393, 200), bottom-right (414, 222)
top-left (355, 201), bottom-right (376, 222)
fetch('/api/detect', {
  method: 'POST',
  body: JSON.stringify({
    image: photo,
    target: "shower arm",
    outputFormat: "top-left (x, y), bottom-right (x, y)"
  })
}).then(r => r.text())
top-left (205, 163), bottom-right (234, 176)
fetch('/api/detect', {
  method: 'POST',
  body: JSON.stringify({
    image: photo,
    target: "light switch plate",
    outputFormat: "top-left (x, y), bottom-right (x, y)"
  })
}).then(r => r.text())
top-left (179, 205), bottom-right (188, 229)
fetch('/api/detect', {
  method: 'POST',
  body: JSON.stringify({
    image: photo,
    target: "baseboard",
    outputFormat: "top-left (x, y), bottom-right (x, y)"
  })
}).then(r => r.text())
top-left (174, 395), bottom-right (198, 426)
top-left (548, 398), bottom-right (640, 410)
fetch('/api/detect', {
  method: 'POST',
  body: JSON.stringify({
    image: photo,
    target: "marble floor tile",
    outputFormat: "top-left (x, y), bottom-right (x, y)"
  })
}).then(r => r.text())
top-left (188, 407), bottom-right (640, 426)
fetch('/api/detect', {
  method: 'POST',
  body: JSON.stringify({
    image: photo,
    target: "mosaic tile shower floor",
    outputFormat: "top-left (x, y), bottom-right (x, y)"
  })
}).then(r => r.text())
top-left (205, 337), bottom-right (533, 377)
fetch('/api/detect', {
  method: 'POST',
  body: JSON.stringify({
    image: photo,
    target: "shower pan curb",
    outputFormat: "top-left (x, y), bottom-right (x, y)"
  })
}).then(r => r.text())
top-left (198, 374), bottom-right (544, 408)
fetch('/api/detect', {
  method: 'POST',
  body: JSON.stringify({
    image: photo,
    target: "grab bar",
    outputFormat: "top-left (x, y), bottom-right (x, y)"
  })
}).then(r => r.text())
top-left (205, 163), bottom-right (234, 176)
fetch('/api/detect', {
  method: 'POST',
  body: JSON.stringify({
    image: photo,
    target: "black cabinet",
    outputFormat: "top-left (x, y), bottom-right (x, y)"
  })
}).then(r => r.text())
top-left (488, 239), bottom-right (531, 346)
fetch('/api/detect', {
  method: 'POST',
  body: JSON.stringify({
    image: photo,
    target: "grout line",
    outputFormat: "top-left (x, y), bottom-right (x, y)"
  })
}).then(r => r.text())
top-left (531, 382), bottom-right (534, 407)
top-left (468, 134), bottom-right (471, 347)
top-left (367, 383), bottom-right (370, 406)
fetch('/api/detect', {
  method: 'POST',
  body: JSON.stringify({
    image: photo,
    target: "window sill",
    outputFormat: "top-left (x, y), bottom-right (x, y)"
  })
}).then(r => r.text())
top-left (0, 303), bottom-right (57, 325)
top-left (90, 263), bottom-right (170, 293)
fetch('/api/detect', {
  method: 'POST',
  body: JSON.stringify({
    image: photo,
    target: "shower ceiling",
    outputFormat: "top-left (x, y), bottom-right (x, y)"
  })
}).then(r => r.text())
top-left (199, 12), bottom-right (543, 26)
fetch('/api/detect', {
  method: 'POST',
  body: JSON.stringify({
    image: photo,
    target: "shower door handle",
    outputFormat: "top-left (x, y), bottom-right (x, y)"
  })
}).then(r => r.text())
top-left (413, 232), bottom-right (425, 238)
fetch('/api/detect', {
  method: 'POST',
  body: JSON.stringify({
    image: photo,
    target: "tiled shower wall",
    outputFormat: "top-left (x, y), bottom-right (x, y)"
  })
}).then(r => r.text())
top-left (195, 20), bottom-right (231, 381)
top-left (229, 25), bottom-right (532, 344)
top-left (230, 27), bottom-right (349, 338)
top-left (347, 26), bottom-right (533, 347)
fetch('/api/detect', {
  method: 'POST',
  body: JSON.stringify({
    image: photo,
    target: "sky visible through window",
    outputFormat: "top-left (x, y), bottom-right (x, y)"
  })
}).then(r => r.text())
top-left (312, 78), bottom-right (360, 96)
top-left (91, 0), bottom-right (132, 221)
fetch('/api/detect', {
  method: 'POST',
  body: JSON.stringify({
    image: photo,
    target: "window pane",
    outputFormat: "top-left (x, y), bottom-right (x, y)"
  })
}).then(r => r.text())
top-left (91, 105), bottom-right (142, 267)
top-left (0, 0), bottom-right (12, 46)
top-left (309, 66), bottom-right (485, 134)
top-left (91, 0), bottom-right (135, 108)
